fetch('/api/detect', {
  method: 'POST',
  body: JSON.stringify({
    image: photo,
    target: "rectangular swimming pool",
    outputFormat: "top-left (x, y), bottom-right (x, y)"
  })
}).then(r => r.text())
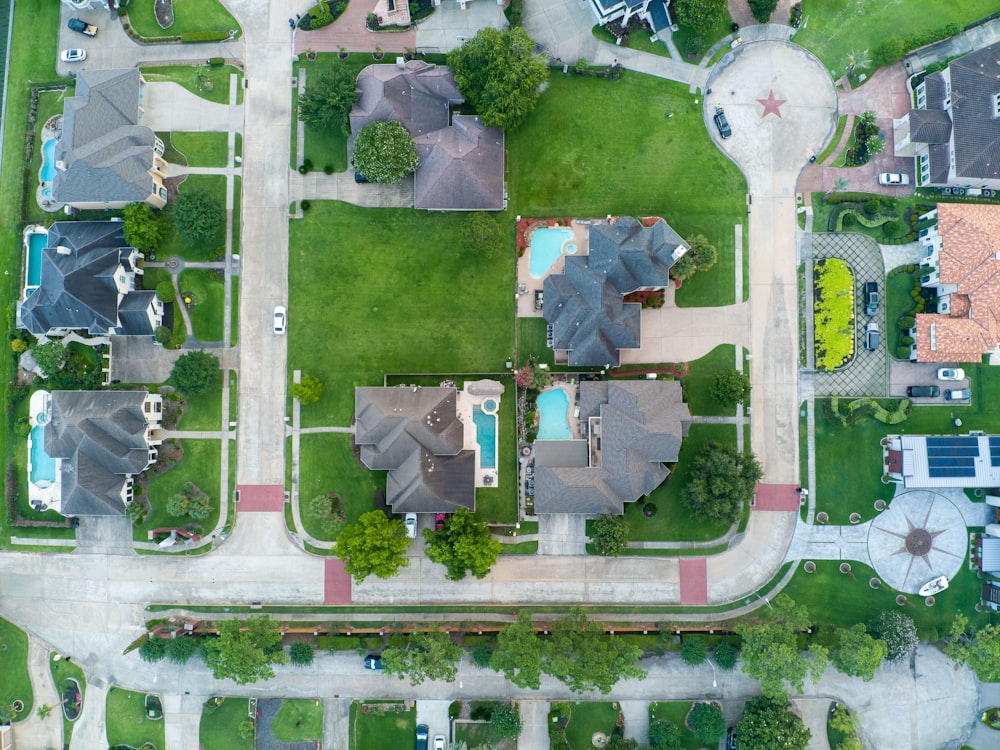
top-left (26, 231), bottom-right (46, 287)
top-left (29, 425), bottom-right (56, 486)
top-left (472, 406), bottom-right (497, 469)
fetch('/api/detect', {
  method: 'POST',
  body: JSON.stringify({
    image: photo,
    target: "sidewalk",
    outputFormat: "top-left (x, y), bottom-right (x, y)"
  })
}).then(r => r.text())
top-left (13, 636), bottom-right (62, 750)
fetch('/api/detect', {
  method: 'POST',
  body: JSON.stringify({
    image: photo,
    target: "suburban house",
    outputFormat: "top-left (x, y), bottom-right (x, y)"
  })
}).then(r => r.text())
top-left (892, 41), bottom-right (1000, 190)
top-left (61, 0), bottom-right (110, 9)
top-left (883, 433), bottom-right (1000, 489)
top-left (533, 380), bottom-right (690, 514)
top-left (30, 389), bottom-right (163, 516)
top-left (52, 68), bottom-right (169, 210)
top-left (349, 60), bottom-right (505, 211)
top-left (18, 221), bottom-right (162, 339)
top-left (543, 216), bottom-right (688, 366)
top-left (911, 203), bottom-right (1000, 363)
top-left (587, 0), bottom-right (672, 31)
top-left (355, 386), bottom-right (477, 513)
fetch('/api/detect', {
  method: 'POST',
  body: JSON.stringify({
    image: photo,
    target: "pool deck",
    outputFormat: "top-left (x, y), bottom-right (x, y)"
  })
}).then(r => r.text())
top-left (454, 380), bottom-right (506, 488)
top-left (515, 220), bottom-right (592, 319)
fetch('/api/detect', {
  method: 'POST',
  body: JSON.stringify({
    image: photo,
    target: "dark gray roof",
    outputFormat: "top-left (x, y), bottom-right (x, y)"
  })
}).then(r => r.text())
top-left (44, 390), bottom-right (153, 516)
top-left (928, 143), bottom-right (952, 185)
top-left (350, 61), bottom-right (463, 136)
top-left (949, 41), bottom-right (1000, 181)
top-left (923, 72), bottom-right (947, 110)
top-left (51, 68), bottom-right (157, 205)
top-left (534, 380), bottom-right (691, 515)
top-left (533, 440), bottom-right (588, 468)
top-left (544, 217), bottom-right (687, 366)
top-left (355, 386), bottom-right (475, 513)
top-left (414, 115), bottom-right (505, 211)
top-left (19, 221), bottom-right (151, 336)
top-left (908, 108), bottom-right (952, 144)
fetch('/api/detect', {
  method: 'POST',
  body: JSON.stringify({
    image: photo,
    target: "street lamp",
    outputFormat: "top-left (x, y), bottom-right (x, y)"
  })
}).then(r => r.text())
top-left (755, 593), bottom-right (773, 610)
top-left (709, 659), bottom-right (717, 688)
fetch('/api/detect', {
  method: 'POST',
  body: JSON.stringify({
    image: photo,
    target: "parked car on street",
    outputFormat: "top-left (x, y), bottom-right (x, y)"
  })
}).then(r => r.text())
top-left (878, 173), bottom-right (909, 185)
top-left (907, 386), bottom-right (940, 398)
top-left (937, 368), bottom-right (965, 381)
top-left (864, 322), bottom-right (879, 350)
top-left (713, 106), bottom-right (731, 139)
top-left (67, 17), bottom-right (97, 36)
top-left (433, 736), bottom-right (446, 750)
top-left (726, 727), bottom-right (737, 750)
top-left (363, 655), bottom-right (385, 670)
top-left (945, 388), bottom-right (971, 401)
top-left (272, 306), bottom-right (286, 334)
top-left (863, 281), bottom-right (878, 316)
top-left (60, 49), bottom-right (87, 63)
top-left (405, 513), bottom-right (417, 538)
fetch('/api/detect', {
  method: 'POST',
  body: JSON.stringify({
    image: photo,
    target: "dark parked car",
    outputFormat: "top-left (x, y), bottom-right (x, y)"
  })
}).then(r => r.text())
top-left (864, 322), bottom-right (879, 351)
top-left (363, 655), bottom-right (385, 670)
top-left (416, 724), bottom-right (429, 750)
top-left (864, 281), bottom-right (878, 316)
top-left (354, 171), bottom-right (370, 183)
top-left (67, 17), bottom-right (97, 36)
top-left (907, 386), bottom-right (940, 398)
top-left (713, 106), bottom-right (731, 139)
top-left (726, 727), bottom-right (737, 750)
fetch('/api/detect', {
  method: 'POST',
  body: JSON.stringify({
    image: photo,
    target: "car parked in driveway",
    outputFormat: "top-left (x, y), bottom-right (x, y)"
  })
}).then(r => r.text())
top-left (878, 173), bottom-right (909, 185)
top-left (713, 106), bottom-right (731, 139)
top-left (416, 724), bottom-right (429, 750)
top-left (863, 281), bottom-right (878, 316)
top-left (726, 727), bottom-right (737, 750)
top-left (864, 322), bottom-right (879, 350)
top-left (60, 49), bottom-right (87, 63)
top-left (67, 17), bottom-right (97, 36)
top-left (945, 388), bottom-right (971, 401)
top-left (937, 368), bottom-right (965, 381)
top-left (907, 386), bottom-right (940, 398)
top-left (434, 513), bottom-right (446, 531)
top-left (433, 736), bottom-right (446, 750)
top-left (405, 512), bottom-right (417, 539)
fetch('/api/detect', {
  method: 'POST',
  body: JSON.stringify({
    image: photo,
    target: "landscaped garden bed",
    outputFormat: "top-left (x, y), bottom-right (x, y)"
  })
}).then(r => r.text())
top-left (549, 701), bottom-right (622, 750)
top-left (886, 263), bottom-right (936, 359)
top-left (813, 258), bottom-right (855, 371)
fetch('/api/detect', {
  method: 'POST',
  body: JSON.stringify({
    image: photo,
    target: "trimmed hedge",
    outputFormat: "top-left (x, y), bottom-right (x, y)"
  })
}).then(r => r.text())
top-left (833, 208), bottom-right (895, 232)
top-left (180, 30), bottom-right (232, 42)
top-left (825, 397), bottom-right (911, 428)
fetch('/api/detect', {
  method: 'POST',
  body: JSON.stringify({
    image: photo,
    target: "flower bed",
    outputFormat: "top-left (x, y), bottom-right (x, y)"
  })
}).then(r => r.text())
top-left (814, 258), bottom-right (855, 370)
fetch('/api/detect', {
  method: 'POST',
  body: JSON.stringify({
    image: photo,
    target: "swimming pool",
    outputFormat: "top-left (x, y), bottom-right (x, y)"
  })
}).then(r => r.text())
top-left (26, 230), bottom-right (46, 288)
top-left (529, 227), bottom-right (576, 279)
top-left (28, 425), bottom-right (56, 487)
top-left (473, 406), bottom-right (497, 469)
top-left (536, 388), bottom-right (572, 440)
top-left (40, 139), bottom-right (57, 184)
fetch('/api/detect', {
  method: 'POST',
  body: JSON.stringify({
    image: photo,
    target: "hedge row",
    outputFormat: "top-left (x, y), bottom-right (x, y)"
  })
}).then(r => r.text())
top-left (180, 30), bottom-right (232, 42)
top-left (833, 208), bottom-right (895, 232)
top-left (825, 397), bottom-right (911, 428)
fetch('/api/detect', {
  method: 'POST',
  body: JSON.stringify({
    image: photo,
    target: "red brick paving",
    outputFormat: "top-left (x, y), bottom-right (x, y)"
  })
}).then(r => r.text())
top-left (324, 558), bottom-right (352, 604)
top-left (294, 0), bottom-right (415, 55)
top-left (236, 485), bottom-right (286, 512)
top-left (754, 483), bottom-right (801, 511)
top-left (678, 557), bottom-right (708, 605)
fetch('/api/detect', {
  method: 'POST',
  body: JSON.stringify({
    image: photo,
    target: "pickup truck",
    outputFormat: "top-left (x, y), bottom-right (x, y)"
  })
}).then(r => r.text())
top-left (67, 18), bottom-right (98, 37)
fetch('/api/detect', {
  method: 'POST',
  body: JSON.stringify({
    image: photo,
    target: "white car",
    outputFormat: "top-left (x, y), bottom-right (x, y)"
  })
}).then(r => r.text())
top-left (936, 367), bottom-right (965, 381)
top-left (60, 49), bottom-right (87, 63)
top-left (272, 306), bottom-right (286, 334)
top-left (404, 513), bottom-right (417, 539)
top-left (878, 173), bottom-right (910, 185)
top-left (433, 736), bottom-right (446, 750)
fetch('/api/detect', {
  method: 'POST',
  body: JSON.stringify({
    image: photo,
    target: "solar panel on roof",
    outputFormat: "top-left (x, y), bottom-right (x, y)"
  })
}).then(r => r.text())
top-left (927, 436), bottom-right (979, 448)
top-left (928, 465), bottom-right (977, 478)
top-left (928, 456), bottom-right (975, 467)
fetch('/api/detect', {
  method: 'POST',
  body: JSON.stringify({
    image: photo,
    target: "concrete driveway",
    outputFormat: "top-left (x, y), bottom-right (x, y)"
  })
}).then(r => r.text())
top-left (142, 81), bottom-right (242, 132)
top-left (415, 0), bottom-right (507, 54)
top-left (889, 360), bottom-right (969, 402)
top-left (416, 700), bottom-right (452, 745)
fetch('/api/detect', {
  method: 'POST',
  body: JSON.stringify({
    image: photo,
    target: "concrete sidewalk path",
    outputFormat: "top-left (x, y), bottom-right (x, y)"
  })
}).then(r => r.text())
top-left (14, 636), bottom-right (63, 750)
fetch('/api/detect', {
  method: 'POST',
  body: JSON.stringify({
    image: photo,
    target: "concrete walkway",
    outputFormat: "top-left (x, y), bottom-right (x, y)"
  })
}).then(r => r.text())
top-left (13, 636), bottom-right (63, 750)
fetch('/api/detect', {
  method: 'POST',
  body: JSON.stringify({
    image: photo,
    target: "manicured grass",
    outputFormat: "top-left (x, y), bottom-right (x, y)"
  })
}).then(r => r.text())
top-left (476, 379), bottom-right (518, 523)
top-left (886, 265), bottom-right (918, 358)
top-left (0, 618), bottom-right (32, 722)
top-left (794, 0), bottom-right (989, 77)
top-left (349, 700), bottom-right (416, 750)
top-left (591, 24), bottom-right (671, 59)
top-left (816, 114), bottom-right (848, 164)
top-left (177, 370), bottom-right (224, 431)
top-left (621, 424), bottom-right (736, 543)
top-left (672, 11), bottom-right (733, 63)
top-left (649, 702), bottom-right (704, 750)
top-left (813, 258), bottom-right (854, 371)
top-left (517, 317), bottom-right (555, 367)
top-left (200, 697), bottom-right (254, 750)
top-left (300, 434), bottom-right (382, 529)
top-left (230, 276), bottom-right (240, 347)
top-left (106, 687), bottom-right (165, 749)
top-left (127, 0), bottom-right (241, 40)
top-left (272, 700), bottom-right (323, 741)
top-left (563, 702), bottom-right (619, 750)
top-left (166, 131), bottom-right (230, 168)
top-left (507, 72), bottom-right (746, 307)
top-left (178, 268), bottom-right (226, 342)
top-left (140, 64), bottom-right (243, 106)
top-left (24, 87), bottom-right (73, 224)
top-left (681, 344), bottom-right (737, 417)
top-left (51, 654), bottom-right (85, 748)
top-left (159, 174), bottom-right (228, 262)
top-left (135, 440), bottom-right (221, 541)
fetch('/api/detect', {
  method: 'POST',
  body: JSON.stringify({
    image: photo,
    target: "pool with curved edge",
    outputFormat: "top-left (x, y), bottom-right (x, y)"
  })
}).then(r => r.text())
top-left (536, 388), bottom-right (572, 440)
top-left (40, 138), bottom-right (57, 183)
top-left (529, 227), bottom-right (575, 279)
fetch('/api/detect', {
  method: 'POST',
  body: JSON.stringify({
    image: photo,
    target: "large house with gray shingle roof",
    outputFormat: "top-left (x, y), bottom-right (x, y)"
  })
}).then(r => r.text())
top-left (18, 221), bottom-right (162, 339)
top-left (587, 0), bottom-right (673, 32)
top-left (349, 61), bottom-right (505, 211)
top-left (52, 68), bottom-right (169, 210)
top-left (543, 216), bottom-right (688, 367)
top-left (355, 386), bottom-right (476, 514)
top-left (893, 41), bottom-right (1000, 190)
top-left (534, 380), bottom-right (690, 514)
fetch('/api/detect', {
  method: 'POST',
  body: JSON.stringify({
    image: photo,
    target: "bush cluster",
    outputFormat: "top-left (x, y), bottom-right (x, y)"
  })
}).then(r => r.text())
top-left (298, 1), bottom-right (349, 30)
top-left (824, 397), bottom-right (911, 428)
top-left (874, 24), bottom-right (962, 67)
top-left (813, 258), bottom-right (855, 371)
top-left (180, 31), bottom-right (232, 42)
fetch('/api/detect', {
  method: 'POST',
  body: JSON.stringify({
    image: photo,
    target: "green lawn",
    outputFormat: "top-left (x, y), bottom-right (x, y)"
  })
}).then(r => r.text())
top-left (561, 702), bottom-right (619, 750)
top-left (648, 702), bottom-right (705, 750)
top-left (349, 700), bottom-right (416, 750)
top-left (158, 174), bottom-right (228, 262)
top-left (299, 433), bottom-right (382, 530)
top-left (24, 86), bottom-right (73, 225)
top-left (681, 344), bottom-right (737, 417)
top-left (591, 24), bottom-right (671, 59)
top-left (816, 114), bottom-right (848, 164)
top-left (794, 0), bottom-right (989, 78)
top-left (506, 72), bottom-right (746, 307)
top-left (272, 700), bottom-right (323, 741)
top-left (135, 440), bottom-right (222, 541)
top-left (127, 0), bottom-right (241, 40)
top-left (672, 10), bottom-right (733, 63)
top-left (0, 618), bottom-right (32, 722)
top-left (140, 64), bottom-right (243, 105)
top-left (177, 370), bottom-right (223, 431)
top-left (106, 687), bottom-right (165, 749)
top-left (166, 131), bottom-right (230, 168)
top-left (200, 697), bottom-right (254, 750)
top-left (178, 268), bottom-right (226, 342)
top-left (517, 317), bottom-right (555, 367)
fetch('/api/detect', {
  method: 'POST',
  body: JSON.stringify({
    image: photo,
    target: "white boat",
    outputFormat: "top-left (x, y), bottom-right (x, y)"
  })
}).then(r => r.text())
top-left (918, 575), bottom-right (949, 597)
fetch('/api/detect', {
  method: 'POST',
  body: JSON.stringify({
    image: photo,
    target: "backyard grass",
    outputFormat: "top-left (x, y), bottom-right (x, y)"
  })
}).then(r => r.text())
top-left (517, 317), bottom-right (556, 367)
top-left (177, 370), bottom-right (223, 430)
top-left (106, 687), bottom-right (165, 749)
top-left (140, 64), bottom-right (243, 106)
top-left (648, 702), bottom-right (705, 750)
top-left (793, 0), bottom-right (990, 78)
top-left (299, 433), bottom-right (383, 530)
top-left (135, 440), bottom-right (222, 541)
top-left (127, 0), bottom-right (242, 40)
top-left (681, 344), bottom-right (737, 417)
top-left (178, 268), bottom-right (226, 341)
top-left (272, 700), bottom-right (323, 741)
top-left (506, 71), bottom-right (746, 307)
top-left (158, 174), bottom-right (228, 262)
top-left (165, 131), bottom-right (230, 168)
top-left (561, 701), bottom-right (619, 750)
top-left (24, 86), bottom-right (73, 224)
top-left (0, 618), bottom-right (32, 722)
top-left (200, 697), bottom-right (254, 750)
top-left (349, 700), bottom-right (416, 750)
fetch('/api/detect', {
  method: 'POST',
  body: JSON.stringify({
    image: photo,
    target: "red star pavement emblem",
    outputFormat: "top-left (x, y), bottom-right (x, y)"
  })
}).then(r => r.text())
top-left (757, 89), bottom-right (787, 119)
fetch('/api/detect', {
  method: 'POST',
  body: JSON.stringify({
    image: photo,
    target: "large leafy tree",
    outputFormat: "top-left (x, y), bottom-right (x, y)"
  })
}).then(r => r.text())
top-left (335, 510), bottom-right (411, 583)
top-left (735, 595), bottom-right (827, 698)
top-left (297, 63), bottom-right (358, 131)
top-left (352, 120), bottom-right (419, 183)
top-left (944, 614), bottom-right (1000, 681)
top-left (735, 696), bottom-right (811, 750)
top-left (490, 611), bottom-right (543, 689)
top-left (290, 373), bottom-right (323, 405)
top-left (464, 212), bottom-right (506, 259)
top-left (868, 610), bottom-right (918, 662)
top-left (711, 369), bottom-right (751, 406)
top-left (171, 188), bottom-right (224, 246)
top-left (831, 623), bottom-right (887, 681)
top-left (423, 507), bottom-right (501, 580)
top-left (202, 616), bottom-right (288, 685)
top-left (591, 514), bottom-right (629, 557)
top-left (170, 350), bottom-right (219, 396)
top-left (30, 341), bottom-right (68, 377)
top-left (748, 0), bottom-right (778, 23)
top-left (688, 702), bottom-right (725, 743)
top-left (648, 718), bottom-right (682, 750)
top-left (673, 0), bottom-right (728, 32)
top-left (448, 26), bottom-right (549, 130)
top-left (542, 609), bottom-right (646, 693)
top-left (122, 202), bottom-right (168, 251)
top-left (682, 441), bottom-right (763, 524)
top-left (381, 630), bottom-right (463, 685)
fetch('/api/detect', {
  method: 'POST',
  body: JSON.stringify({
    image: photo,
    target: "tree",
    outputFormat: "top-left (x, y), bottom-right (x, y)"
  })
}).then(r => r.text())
top-left (713, 641), bottom-right (738, 670)
top-left (682, 442), bottom-right (763, 524)
top-left (166, 635), bottom-right (198, 664)
top-left (489, 703), bottom-right (522, 739)
top-left (670, 235), bottom-right (717, 282)
top-left (139, 637), bottom-right (167, 663)
top-left (491, 611), bottom-right (543, 689)
top-left (171, 188), bottom-right (224, 246)
top-left (944, 614), bottom-right (1000, 681)
top-left (202, 616), bottom-right (288, 685)
top-left (335, 510), bottom-right (411, 583)
top-left (846, 49), bottom-right (872, 77)
top-left (155, 281), bottom-right (175, 303)
top-left (711, 369), bottom-right (751, 406)
top-left (865, 135), bottom-right (885, 156)
top-left (171, 350), bottom-right (219, 396)
top-left (352, 120), bottom-right (419, 183)
top-left (680, 638), bottom-right (707, 665)
top-left (31, 341), bottom-right (68, 377)
top-left (154, 326), bottom-right (173, 346)
top-left (291, 374), bottom-right (323, 405)
top-left (542, 609), bottom-right (646, 693)
top-left (289, 642), bottom-right (315, 666)
top-left (831, 623), bottom-right (886, 681)
top-left (381, 630), bottom-right (463, 685)
top-left (306, 494), bottom-right (345, 538)
top-left (123, 202), bottom-right (168, 251)
top-left (873, 37), bottom-right (905, 67)
top-left (735, 696), bottom-right (811, 750)
top-left (735, 595), bottom-right (827, 698)
top-left (748, 0), bottom-right (778, 23)
top-left (673, 0), bottom-right (727, 32)
top-left (471, 643), bottom-right (494, 669)
top-left (591, 514), bottom-right (629, 557)
top-left (868, 610), bottom-right (918, 662)
top-left (464, 212), bottom-right (506, 259)
top-left (166, 491), bottom-right (212, 520)
top-left (422, 507), bottom-right (502, 580)
top-left (648, 718), bottom-right (682, 750)
top-left (605, 740), bottom-right (639, 750)
top-left (448, 26), bottom-right (549, 130)
top-left (297, 64), bottom-right (358, 132)
top-left (688, 702), bottom-right (726, 743)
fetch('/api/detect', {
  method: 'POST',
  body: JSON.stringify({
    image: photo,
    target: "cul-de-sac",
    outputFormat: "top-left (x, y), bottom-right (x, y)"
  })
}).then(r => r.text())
top-left (2, 1), bottom-right (1000, 748)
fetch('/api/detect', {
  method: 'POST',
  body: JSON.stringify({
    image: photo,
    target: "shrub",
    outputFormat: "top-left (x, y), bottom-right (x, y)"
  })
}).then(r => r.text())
top-left (748, 0), bottom-right (778, 23)
top-left (873, 37), bottom-right (906, 67)
top-left (324, 165), bottom-right (334, 174)
top-left (300, 199), bottom-right (311, 211)
top-left (648, 718), bottom-right (681, 750)
top-left (166, 636), bottom-right (198, 664)
top-left (681, 638), bottom-right (707, 665)
top-left (139, 637), bottom-right (167, 662)
top-left (472, 643), bottom-right (494, 668)
top-left (489, 704), bottom-right (522, 739)
top-left (896, 345), bottom-right (912, 359)
top-left (208, 57), bottom-right (224, 66)
top-left (688, 702), bottom-right (726, 742)
top-left (713, 641), bottom-right (738, 670)
top-left (864, 198), bottom-right (881, 214)
top-left (298, 164), bottom-right (308, 174)
top-left (898, 316), bottom-right (915, 330)
top-left (575, 57), bottom-right (589, 73)
top-left (813, 258), bottom-right (855, 370)
top-left (10, 339), bottom-right (27, 353)
top-left (290, 642), bottom-right (315, 666)
top-left (900, 335), bottom-right (914, 346)
top-left (156, 280), bottom-right (176, 303)
top-left (181, 31), bottom-right (231, 42)
top-left (154, 326), bottom-right (173, 345)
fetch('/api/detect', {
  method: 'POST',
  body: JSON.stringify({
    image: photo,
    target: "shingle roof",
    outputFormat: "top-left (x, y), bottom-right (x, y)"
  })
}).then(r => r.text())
top-left (908, 109), bottom-right (952, 144)
top-left (923, 72), bottom-right (947, 110)
top-left (350, 61), bottom-right (463, 136)
top-left (413, 115), bottom-right (504, 210)
top-left (949, 41), bottom-right (1000, 181)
